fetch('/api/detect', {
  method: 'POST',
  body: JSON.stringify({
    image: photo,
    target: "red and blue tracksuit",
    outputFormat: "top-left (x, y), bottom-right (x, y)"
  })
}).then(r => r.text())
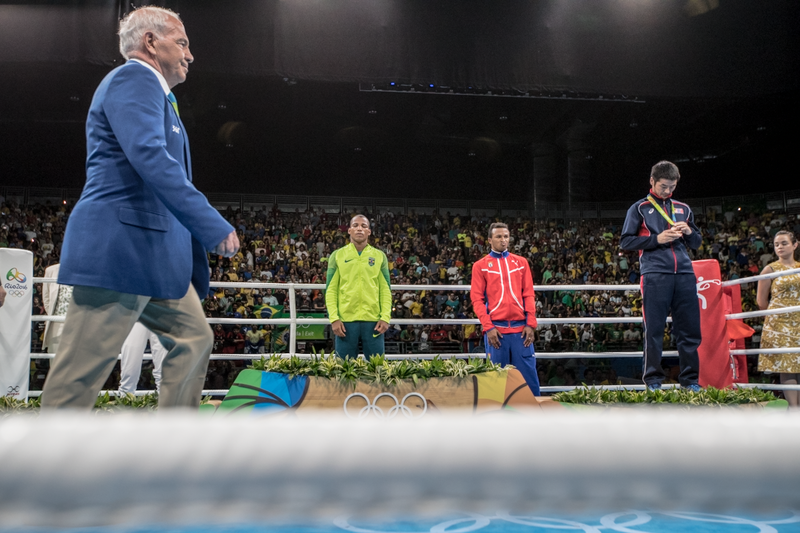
top-left (621, 191), bottom-right (702, 388)
top-left (470, 250), bottom-right (540, 395)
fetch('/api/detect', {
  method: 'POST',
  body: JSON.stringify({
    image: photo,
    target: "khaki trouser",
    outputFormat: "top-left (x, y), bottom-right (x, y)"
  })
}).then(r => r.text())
top-left (42, 285), bottom-right (212, 410)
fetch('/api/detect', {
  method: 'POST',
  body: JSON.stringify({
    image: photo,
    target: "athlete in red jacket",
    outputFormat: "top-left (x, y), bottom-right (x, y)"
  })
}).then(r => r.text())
top-left (470, 223), bottom-right (540, 395)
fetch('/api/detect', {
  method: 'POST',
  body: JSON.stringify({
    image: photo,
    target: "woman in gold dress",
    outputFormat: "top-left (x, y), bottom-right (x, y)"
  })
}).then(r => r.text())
top-left (757, 231), bottom-right (800, 407)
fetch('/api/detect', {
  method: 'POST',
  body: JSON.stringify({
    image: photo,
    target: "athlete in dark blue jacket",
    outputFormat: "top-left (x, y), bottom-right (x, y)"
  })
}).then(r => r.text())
top-left (621, 161), bottom-right (702, 391)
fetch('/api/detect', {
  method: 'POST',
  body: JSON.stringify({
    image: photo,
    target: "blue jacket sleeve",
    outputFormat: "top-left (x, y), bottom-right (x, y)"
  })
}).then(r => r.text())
top-left (683, 209), bottom-right (703, 250)
top-left (620, 203), bottom-right (659, 251)
top-left (103, 67), bottom-right (232, 251)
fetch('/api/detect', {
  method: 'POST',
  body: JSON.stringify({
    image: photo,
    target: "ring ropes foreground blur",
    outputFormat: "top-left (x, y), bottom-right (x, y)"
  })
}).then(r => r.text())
top-left (29, 266), bottom-right (800, 398)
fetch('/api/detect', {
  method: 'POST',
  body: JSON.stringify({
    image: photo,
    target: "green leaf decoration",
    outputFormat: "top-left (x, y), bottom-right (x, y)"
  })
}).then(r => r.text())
top-left (553, 386), bottom-right (779, 405)
top-left (244, 353), bottom-right (503, 388)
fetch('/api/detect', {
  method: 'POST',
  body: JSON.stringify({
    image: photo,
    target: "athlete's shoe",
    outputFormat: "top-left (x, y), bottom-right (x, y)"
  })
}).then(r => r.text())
top-left (682, 383), bottom-right (702, 393)
top-left (646, 383), bottom-right (662, 391)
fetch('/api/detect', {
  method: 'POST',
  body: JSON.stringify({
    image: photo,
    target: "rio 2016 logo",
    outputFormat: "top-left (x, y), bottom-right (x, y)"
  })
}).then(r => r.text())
top-left (4, 267), bottom-right (29, 298)
top-left (6, 268), bottom-right (26, 283)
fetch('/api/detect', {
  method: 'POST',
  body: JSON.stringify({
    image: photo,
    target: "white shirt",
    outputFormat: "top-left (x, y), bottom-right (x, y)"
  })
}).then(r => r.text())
top-left (623, 329), bottom-right (641, 341)
top-left (130, 59), bottom-right (170, 96)
top-left (544, 330), bottom-right (561, 342)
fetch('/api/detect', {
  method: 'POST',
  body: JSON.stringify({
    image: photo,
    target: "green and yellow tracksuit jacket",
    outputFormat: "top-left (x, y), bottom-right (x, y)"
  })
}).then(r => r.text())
top-left (325, 243), bottom-right (392, 323)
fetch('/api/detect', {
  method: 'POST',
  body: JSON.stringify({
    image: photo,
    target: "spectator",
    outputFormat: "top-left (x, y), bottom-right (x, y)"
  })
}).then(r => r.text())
top-left (430, 325), bottom-right (448, 345)
top-left (9, 189), bottom-right (791, 388)
top-left (756, 230), bottom-right (800, 408)
top-left (397, 326), bottom-right (411, 345)
top-left (623, 323), bottom-right (642, 347)
top-left (245, 326), bottom-right (264, 354)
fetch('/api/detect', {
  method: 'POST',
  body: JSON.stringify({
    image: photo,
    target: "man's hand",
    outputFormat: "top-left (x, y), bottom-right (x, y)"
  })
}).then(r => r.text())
top-left (374, 320), bottom-right (389, 335)
top-left (673, 221), bottom-right (692, 235)
top-left (522, 326), bottom-right (536, 347)
top-left (331, 320), bottom-right (346, 338)
top-left (0, 285), bottom-right (6, 308)
top-left (657, 226), bottom-right (683, 244)
top-left (213, 231), bottom-right (240, 258)
top-left (486, 328), bottom-right (503, 349)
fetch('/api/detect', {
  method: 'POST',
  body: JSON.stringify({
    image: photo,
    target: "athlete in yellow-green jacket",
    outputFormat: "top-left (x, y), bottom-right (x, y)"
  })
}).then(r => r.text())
top-left (325, 215), bottom-right (392, 359)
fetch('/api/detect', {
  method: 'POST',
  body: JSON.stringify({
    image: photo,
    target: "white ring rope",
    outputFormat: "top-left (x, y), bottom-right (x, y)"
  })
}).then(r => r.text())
top-left (726, 304), bottom-right (800, 320)
top-left (1, 412), bottom-right (798, 527)
top-left (29, 315), bottom-right (65, 323)
top-left (32, 266), bottom-right (800, 290)
top-left (26, 267), bottom-right (800, 396)
top-left (720, 266), bottom-right (800, 287)
top-left (24, 380), bottom-right (800, 397)
top-left (731, 347), bottom-right (800, 355)
top-left (732, 383), bottom-right (800, 391)
top-left (24, 389), bottom-right (232, 398)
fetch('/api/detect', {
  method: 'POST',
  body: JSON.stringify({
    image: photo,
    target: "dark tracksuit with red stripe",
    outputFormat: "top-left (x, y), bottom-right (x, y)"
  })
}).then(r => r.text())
top-left (621, 191), bottom-right (702, 388)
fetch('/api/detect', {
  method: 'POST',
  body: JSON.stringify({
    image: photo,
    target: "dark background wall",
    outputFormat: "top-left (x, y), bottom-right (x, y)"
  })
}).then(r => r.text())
top-left (0, 0), bottom-right (797, 202)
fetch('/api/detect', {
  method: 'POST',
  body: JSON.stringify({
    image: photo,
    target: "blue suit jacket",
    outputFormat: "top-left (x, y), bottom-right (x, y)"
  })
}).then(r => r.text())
top-left (59, 61), bottom-right (233, 299)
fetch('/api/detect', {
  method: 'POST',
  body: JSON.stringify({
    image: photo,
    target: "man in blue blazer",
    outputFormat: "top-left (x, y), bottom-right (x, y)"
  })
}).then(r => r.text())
top-left (42, 6), bottom-right (239, 410)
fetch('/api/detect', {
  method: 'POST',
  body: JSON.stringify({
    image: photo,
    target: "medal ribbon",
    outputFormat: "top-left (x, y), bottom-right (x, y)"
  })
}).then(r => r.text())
top-left (647, 194), bottom-right (676, 226)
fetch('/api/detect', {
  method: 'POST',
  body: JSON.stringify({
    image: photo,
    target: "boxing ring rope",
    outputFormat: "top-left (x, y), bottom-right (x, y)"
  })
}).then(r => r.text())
top-left (2, 411), bottom-right (798, 528)
top-left (28, 267), bottom-right (800, 396)
top-left (726, 305), bottom-right (800, 320)
top-left (719, 266), bottom-right (800, 286)
top-left (732, 347), bottom-right (800, 355)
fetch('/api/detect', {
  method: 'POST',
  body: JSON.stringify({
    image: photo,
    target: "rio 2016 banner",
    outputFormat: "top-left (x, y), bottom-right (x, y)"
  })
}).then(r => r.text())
top-left (0, 249), bottom-right (33, 401)
top-left (297, 313), bottom-right (326, 340)
top-left (265, 307), bottom-right (327, 352)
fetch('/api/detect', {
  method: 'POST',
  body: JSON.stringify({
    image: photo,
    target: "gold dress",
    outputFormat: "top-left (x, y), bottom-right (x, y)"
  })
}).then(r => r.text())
top-left (758, 261), bottom-right (800, 373)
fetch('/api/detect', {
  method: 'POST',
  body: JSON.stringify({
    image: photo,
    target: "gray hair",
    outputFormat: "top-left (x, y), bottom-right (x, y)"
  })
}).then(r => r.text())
top-left (118, 6), bottom-right (182, 60)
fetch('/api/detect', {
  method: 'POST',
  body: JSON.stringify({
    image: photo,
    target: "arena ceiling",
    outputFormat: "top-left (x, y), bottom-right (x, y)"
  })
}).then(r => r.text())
top-left (0, 0), bottom-right (797, 203)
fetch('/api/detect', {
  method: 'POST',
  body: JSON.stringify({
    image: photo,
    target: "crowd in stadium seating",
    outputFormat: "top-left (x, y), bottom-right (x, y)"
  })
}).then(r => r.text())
top-left (4, 194), bottom-right (800, 388)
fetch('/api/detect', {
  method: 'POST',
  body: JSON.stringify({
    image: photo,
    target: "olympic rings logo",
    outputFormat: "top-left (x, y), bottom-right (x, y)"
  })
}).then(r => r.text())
top-left (334, 510), bottom-right (800, 533)
top-left (343, 392), bottom-right (428, 420)
top-left (6, 386), bottom-right (20, 396)
top-left (6, 289), bottom-right (26, 298)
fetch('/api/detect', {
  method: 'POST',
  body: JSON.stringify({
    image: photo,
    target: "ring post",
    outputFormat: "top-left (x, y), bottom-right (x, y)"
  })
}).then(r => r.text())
top-left (1, 249), bottom-right (34, 401)
top-left (288, 283), bottom-right (297, 357)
